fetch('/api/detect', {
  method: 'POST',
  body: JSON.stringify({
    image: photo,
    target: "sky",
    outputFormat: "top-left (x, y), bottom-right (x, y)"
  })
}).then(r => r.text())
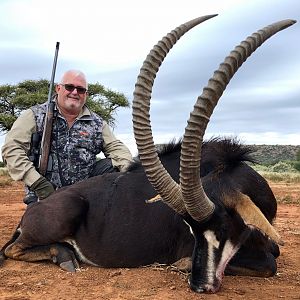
top-left (0, 0), bottom-right (299, 157)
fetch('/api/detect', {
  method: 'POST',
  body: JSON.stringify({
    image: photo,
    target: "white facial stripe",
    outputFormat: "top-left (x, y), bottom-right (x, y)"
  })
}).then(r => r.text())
top-left (204, 230), bottom-right (220, 249)
top-left (216, 239), bottom-right (240, 279)
top-left (206, 240), bottom-right (215, 284)
top-left (203, 230), bottom-right (219, 285)
top-left (220, 240), bottom-right (235, 265)
top-left (203, 232), bottom-right (241, 283)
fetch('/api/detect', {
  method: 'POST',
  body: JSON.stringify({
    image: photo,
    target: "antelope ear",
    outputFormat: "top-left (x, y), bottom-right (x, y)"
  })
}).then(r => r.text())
top-left (145, 194), bottom-right (163, 203)
top-left (224, 193), bottom-right (284, 246)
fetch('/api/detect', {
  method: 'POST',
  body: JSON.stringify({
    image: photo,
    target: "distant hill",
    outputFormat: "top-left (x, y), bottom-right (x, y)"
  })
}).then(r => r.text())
top-left (157, 142), bottom-right (300, 166)
top-left (248, 145), bottom-right (300, 165)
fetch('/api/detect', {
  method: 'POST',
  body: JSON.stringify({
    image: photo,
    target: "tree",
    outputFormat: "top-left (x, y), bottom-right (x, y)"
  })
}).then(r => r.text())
top-left (86, 82), bottom-right (129, 126)
top-left (0, 79), bottom-right (130, 132)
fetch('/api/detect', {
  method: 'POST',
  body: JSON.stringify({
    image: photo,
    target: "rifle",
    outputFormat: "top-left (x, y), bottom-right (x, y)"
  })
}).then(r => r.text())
top-left (38, 42), bottom-right (60, 176)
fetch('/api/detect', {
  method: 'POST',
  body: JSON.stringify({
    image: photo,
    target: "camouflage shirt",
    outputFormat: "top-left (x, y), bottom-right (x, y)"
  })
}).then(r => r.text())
top-left (31, 102), bottom-right (103, 187)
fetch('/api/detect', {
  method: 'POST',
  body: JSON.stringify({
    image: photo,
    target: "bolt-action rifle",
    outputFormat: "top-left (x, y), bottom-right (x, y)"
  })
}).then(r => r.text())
top-left (29, 42), bottom-right (60, 176)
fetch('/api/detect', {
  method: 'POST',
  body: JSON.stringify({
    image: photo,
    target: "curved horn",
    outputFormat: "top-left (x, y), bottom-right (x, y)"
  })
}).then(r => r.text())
top-left (223, 192), bottom-right (283, 245)
top-left (234, 193), bottom-right (284, 245)
top-left (132, 15), bottom-right (218, 214)
top-left (180, 19), bottom-right (296, 222)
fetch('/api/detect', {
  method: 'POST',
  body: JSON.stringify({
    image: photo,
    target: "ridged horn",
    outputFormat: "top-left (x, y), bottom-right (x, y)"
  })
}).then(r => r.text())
top-left (180, 19), bottom-right (296, 222)
top-left (132, 15), bottom-right (218, 214)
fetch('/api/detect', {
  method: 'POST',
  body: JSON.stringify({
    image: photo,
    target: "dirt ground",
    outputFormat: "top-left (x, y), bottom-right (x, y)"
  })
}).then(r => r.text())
top-left (0, 180), bottom-right (299, 300)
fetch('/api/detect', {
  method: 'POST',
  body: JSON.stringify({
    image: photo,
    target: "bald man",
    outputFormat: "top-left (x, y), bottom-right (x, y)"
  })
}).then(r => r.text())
top-left (2, 70), bottom-right (133, 204)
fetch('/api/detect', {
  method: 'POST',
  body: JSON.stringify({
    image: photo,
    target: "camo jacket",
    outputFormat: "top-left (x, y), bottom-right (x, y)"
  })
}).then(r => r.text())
top-left (31, 102), bottom-right (103, 187)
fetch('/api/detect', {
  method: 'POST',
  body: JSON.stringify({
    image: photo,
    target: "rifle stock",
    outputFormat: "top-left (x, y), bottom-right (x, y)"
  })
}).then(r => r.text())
top-left (38, 42), bottom-right (60, 176)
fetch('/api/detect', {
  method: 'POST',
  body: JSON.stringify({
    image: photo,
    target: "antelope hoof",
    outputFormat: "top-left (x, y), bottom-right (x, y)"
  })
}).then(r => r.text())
top-left (59, 260), bottom-right (77, 272)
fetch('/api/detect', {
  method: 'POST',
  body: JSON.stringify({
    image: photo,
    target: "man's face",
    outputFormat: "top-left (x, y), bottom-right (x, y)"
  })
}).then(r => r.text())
top-left (55, 73), bottom-right (87, 114)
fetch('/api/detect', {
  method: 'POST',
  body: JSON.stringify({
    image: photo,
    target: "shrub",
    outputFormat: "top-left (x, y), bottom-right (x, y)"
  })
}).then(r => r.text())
top-left (0, 168), bottom-right (13, 186)
top-left (0, 168), bottom-right (9, 176)
top-left (296, 149), bottom-right (300, 161)
top-left (270, 161), bottom-right (295, 173)
top-left (293, 161), bottom-right (300, 172)
top-left (252, 160), bottom-right (299, 173)
top-left (0, 176), bottom-right (13, 187)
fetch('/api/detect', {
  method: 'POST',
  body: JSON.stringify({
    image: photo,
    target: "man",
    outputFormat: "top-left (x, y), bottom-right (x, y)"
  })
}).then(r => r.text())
top-left (2, 70), bottom-right (133, 204)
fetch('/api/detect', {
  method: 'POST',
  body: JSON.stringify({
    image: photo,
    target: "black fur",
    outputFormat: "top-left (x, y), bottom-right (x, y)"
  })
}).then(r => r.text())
top-left (1, 138), bottom-right (278, 292)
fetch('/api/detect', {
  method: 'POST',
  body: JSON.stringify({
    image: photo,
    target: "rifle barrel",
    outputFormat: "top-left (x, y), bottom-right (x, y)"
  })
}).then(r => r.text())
top-left (47, 42), bottom-right (60, 103)
top-left (39, 42), bottom-right (60, 176)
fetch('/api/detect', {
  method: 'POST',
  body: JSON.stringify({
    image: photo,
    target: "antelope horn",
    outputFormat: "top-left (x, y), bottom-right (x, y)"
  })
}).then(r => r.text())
top-left (222, 192), bottom-right (283, 245)
top-left (180, 19), bottom-right (296, 222)
top-left (132, 15), bottom-right (218, 215)
top-left (235, 193), bottom-right (284, 245)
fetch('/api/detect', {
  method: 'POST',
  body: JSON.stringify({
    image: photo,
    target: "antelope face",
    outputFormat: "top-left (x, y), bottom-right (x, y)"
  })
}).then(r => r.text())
top-left (184, 208), bottom-right (251, 293)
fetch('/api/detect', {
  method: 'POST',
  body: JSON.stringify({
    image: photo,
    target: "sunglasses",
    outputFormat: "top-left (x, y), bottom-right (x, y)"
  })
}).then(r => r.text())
top-left (60, 84), bottom-right (87, 94)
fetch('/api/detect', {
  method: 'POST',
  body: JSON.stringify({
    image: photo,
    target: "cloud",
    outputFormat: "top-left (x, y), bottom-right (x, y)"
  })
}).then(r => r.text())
top-left (0, 0), bottom-right (299, 156)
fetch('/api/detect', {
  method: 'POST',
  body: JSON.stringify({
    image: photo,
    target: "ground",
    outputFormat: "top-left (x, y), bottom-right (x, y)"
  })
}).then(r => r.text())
top-left (0, 180), bottom-right (299, 300)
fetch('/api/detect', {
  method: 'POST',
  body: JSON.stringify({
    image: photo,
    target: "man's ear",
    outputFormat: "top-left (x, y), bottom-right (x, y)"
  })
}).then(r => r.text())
top-left (55, 84), bottom-right (60, 93)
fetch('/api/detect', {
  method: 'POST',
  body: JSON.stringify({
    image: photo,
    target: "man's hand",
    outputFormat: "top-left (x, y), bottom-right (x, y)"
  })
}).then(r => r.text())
top-left (30, 176), bottom-right (55, 200)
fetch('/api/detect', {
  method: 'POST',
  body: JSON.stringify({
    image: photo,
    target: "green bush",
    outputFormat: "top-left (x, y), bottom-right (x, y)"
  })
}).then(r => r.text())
top-left (270, 161), bottom-right (295, 173)
top-left (296, 149), bottom-right (300, 162)
top-left (251, 164), bottom-right (270, 172)
top-left (293, 161), bottom-right (300, 172)
top-left (252, 160), bottom-right (299, 173)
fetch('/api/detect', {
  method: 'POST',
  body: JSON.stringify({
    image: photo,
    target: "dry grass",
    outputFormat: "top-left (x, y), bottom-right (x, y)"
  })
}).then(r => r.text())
top-left (277, 195), bottom-right (299, 204)
top-left (0, 177), bottom-right (13, 187)
top-left (0, 169), bottom-right (13, 187)
top-left (259, 171), bottom-right (300, 183)
top-left (0, 168), bottom-right (9, 176)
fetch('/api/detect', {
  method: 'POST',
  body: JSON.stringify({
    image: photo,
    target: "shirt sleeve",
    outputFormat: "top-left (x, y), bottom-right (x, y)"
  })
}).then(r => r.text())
top-left (1, 109), bottom-right (42, 187)
top-left (101, 121), bottom-right (133, 171)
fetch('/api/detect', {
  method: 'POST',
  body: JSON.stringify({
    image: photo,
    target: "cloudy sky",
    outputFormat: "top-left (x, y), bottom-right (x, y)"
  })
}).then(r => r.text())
top-left (0, 0), bottom-right (299, 156)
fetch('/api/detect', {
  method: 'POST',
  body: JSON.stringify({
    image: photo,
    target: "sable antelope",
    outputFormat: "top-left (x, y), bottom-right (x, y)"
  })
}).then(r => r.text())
top-left (1, 15), bottom-right (295, 293)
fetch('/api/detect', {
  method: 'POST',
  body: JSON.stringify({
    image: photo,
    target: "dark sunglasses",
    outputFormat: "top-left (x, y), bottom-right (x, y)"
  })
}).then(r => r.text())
top-left (60, 84), bottom-right (87, 94)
